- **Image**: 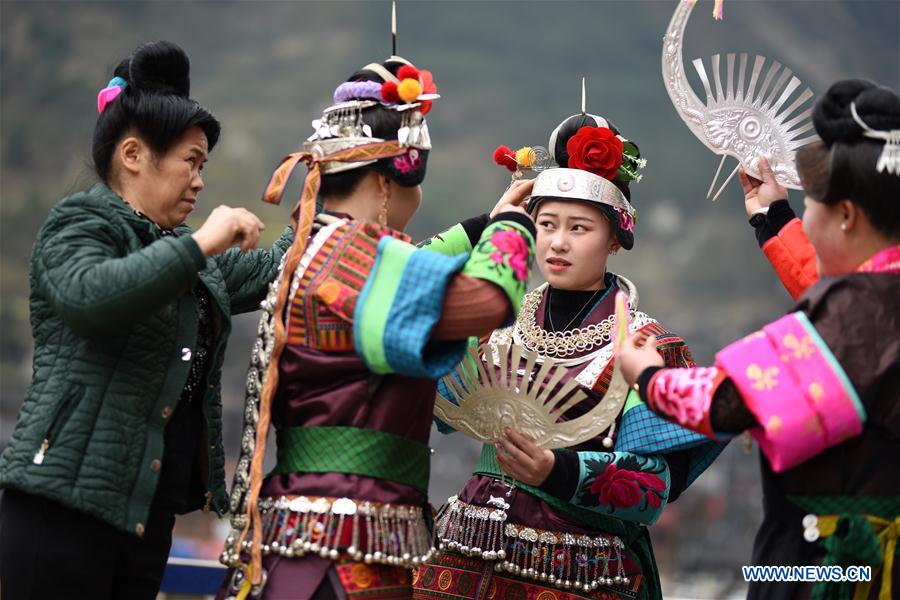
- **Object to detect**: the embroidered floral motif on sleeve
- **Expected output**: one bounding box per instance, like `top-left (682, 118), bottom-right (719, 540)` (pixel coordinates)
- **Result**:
top-left (648, 367), bottom-right (720, 433)
top-left (577, 455), bottom-right (668, 513)
top-left (483, 228), bottom-right (531, 282)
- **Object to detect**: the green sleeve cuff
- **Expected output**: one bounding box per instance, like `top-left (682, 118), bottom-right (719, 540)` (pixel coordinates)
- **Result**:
top-left (418, 222), bottom-right (474, 256)
top-left (177, 234), bottom-right (207, 272)
top-left (461, 217), bottom-right (536, 313)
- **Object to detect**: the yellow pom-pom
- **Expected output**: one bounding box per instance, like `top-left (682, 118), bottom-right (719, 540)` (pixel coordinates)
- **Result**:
top-left (397, 79), bottom-right (422, 103)
top-left (515, 147), bottom-right (535, 168)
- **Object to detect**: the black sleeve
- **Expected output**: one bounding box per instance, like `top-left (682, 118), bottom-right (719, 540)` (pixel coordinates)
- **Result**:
top-left (750, 199), bottom-right (794, 248)
top-left (710, 379), bottom-right (758, 433)
top-left (489, 211), bottom-right (537, 238)
top-left (537, 448), bottom-right (579, 500)
top-left (663, 450), bottom-right (692, 502)
top-left (460, 213), bottom-right (490, 247)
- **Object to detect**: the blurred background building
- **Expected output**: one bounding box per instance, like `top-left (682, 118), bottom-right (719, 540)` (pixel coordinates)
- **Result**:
top-left (1, 1), bottom-right (897, 597)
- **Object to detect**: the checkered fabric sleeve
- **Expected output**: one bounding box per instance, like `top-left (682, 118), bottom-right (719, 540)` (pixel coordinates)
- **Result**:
top-left (354, 236), bottom-right (469, 378)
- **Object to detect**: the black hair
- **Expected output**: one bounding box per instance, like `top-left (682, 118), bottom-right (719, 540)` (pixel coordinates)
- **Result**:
top-left (92, 40), bottom-right (221, 183)
top-left (319, 57), bottom-right (410, 200)
top-left (796, 79), bottom-right (900, 238)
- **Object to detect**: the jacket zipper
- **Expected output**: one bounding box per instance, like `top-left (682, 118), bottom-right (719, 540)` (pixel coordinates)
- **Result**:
top-left (33, 393), bottom-right (77, 465)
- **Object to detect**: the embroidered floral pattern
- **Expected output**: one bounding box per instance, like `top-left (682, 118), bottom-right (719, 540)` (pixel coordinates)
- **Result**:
top-left (577, 455), bottom-right (668, 513)
top-left (392, 150), bottom-right (423, 175)
top-left (649, 367), bottom-right (719, 428)
top-left (614, 207), bottom-right (635, 234)
top-left (487, 229), bottom-right (530, 281)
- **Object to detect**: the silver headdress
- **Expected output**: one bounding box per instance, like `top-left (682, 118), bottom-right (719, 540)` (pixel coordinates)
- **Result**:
top-left (662, 0), bottom-right (817, 200)
top-left (531, 168), bottom-right (636, 223)
top-left (850, 101), bottom-right (900, 176)
top-left (305, 56), bottom-right (439, 175)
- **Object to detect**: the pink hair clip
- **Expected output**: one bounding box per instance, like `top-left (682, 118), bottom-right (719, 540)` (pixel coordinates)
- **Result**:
top-left (97, 76), bottom-right (128, 113)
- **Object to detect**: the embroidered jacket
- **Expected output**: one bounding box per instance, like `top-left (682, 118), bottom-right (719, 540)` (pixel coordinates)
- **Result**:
top-left (637, 245), bottom-right (900, 600)
top-left (431, 275), bottom-right (725, 599)
top-left (219, 212), bottom-right (536, 597)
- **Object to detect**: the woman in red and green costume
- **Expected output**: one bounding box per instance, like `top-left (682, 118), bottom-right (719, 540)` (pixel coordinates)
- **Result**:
top-left (217, 56), bottom-right (539, 600)
top-left (619, 80), bottom-right (900, 600)
top-left (413, 113), bottom-right (725, 600)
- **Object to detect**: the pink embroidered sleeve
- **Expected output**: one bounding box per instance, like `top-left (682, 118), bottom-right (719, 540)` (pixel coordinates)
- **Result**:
top-left (646, 367), bottom-right (725, 438)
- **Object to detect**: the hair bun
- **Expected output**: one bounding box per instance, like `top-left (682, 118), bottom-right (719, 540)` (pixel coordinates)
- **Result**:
top-left (813, 79), bottom-right (900, 146)
top-left (128, 40), bottom-right (191, 97)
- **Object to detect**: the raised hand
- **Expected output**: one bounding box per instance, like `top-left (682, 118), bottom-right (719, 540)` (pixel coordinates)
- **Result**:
top-left (490, 179), bottom-right (536, 219)
top-left (192, 205), bottom-right (266, 256)
top-left (618, 331), bottom-right (664, 387)
top-left (739, 156), bottom-right (788, 218)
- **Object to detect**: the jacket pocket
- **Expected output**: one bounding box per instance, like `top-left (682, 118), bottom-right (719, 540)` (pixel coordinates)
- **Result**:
top-left (32, 386), bottom-right (84, 465)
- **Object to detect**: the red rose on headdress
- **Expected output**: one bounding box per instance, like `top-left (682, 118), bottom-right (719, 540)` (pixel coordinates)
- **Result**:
top-left (566, 126), bottom-right (624, 180)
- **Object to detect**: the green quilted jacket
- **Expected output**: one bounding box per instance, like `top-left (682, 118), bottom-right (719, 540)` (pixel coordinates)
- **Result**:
top-left (0, 183), bottom-right (293, 537)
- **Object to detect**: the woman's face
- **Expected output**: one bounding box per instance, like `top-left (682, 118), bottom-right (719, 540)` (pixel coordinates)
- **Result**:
top-left (535, 200), bottom-right (618, 290)
top-left (386, 182), bottom-right (422, 231)
top-left (131, 126), bottom-right (208, 229)
top-left (802, 195), bottom-right (853, 276)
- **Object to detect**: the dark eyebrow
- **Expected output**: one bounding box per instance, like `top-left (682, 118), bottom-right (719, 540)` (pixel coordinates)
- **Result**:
top-left (188, 146), bottom-right (208, 159)
top-left (568, 215), bottom-right (596, 223)
top-left (536, 211), bottom-right (558, 218)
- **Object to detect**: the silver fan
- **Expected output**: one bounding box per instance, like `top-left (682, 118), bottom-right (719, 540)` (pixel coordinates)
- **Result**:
top-left (662, 0), bottom-right (817, 200)
top-left (434, 343), bottom-right (629, 449)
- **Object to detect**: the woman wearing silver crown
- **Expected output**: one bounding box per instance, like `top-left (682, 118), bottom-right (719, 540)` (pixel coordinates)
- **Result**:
top-left (414, 113), bottom-right (726, 600)
top-left (216, 56), bottom-right (541, 600)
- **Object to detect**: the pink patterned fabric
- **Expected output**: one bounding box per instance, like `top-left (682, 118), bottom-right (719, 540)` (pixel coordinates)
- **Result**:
top-left (649, 367), bottom-right (719, 435)
top-left (716, 312), bottom-right (864, 473)
top-left (857, 244), bottom-right (900, 274)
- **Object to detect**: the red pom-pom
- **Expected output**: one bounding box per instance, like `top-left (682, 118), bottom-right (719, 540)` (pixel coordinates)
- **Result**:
top-left (419, 100), bottom-right (433, 116)
top-left (397, 65), bottom-right (420, 81)
top-left (493, 145), bottom-right (517, 172)
top-left (381, 81), bottom-right (399, 103)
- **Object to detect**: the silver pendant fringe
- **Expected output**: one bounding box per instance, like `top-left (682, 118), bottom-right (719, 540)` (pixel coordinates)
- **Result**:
top-left (221, 495), bottom-right (436, 570)
top-left (435, 496), bottom-right (630, 593)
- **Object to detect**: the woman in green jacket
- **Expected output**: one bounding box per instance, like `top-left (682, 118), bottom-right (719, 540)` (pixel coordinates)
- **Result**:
top-left (0, 41), bottom-right (292, 600)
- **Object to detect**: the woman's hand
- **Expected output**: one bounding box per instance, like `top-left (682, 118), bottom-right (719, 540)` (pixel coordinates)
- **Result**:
top-left (618, 331), bottom-right (664, 387)
top-left (739, 156), bottom-right (788, 218)
top-left (192, 205), bottom-right (266, 256)
top-left (490, 179), bottom-right (535, 218)
top-left (495, 428), bottom-right (555, 486)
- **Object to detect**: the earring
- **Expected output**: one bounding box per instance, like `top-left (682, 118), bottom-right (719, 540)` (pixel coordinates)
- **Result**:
top-left (840, 223), bottom-right (847, 231)
top-left (378, 196), bottom-right (388, 227)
